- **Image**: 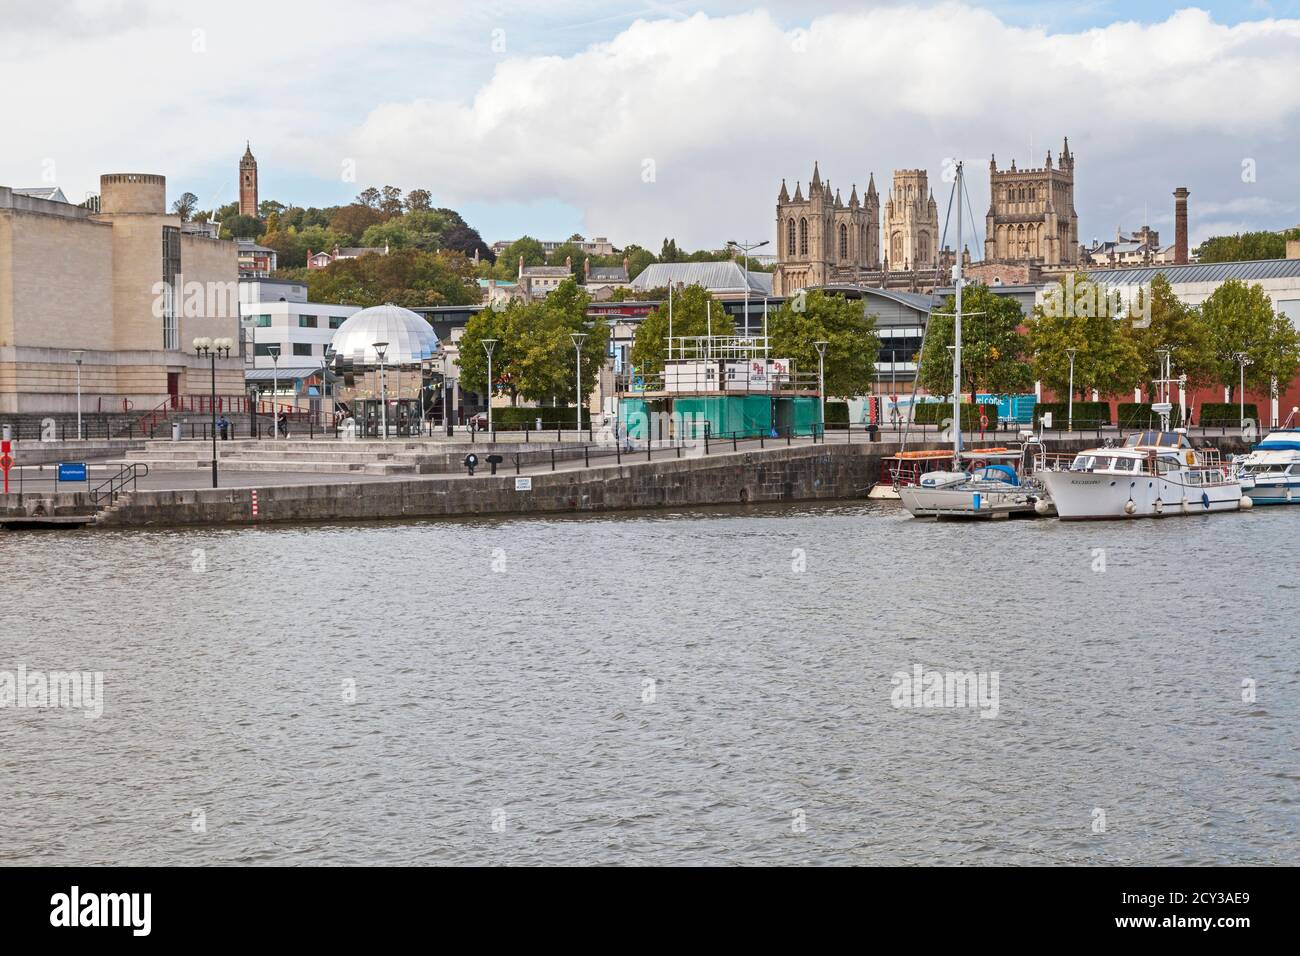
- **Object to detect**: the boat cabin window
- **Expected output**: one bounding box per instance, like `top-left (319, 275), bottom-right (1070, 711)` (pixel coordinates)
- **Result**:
top-left (1153, 455), bottom-right (1180, 474)
top-left (1290, 464), bottom-right (1300, 476)
top-left (1110, 457), bottom-right (1138, 473)
top-left (1124, 430), bottom-right (1192, 449)
top-left (1070, 455), bottom-right (1093, 471)
top-left (1090, 455), bottom-right (1113, 471)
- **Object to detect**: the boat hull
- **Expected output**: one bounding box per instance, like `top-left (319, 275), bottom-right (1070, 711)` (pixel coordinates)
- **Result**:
top-left (1240, 480), bottom-right (1300, 505)
top-left (898, 484), bottom-right (1042, 519)
top-left (1038, 470), bottom-right (1243, 520)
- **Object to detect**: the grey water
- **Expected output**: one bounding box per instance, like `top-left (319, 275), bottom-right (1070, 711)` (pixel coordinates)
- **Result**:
top-left (1, 502), bottom-right (1296, 866)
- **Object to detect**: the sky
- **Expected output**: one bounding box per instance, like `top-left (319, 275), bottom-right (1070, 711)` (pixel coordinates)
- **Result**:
top-left (3, 1), bottom-right (1299, 253)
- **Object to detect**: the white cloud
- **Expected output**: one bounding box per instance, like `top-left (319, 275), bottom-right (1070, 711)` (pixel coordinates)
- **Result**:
top-left (339, 4), bottom-right (1300, 248)
top-left (2, 2), bottom-right (1298, 249)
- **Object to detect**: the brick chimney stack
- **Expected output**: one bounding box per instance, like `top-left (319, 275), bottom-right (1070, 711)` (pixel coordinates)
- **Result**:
top-left (1173, 187), bottom-right (1190, 265)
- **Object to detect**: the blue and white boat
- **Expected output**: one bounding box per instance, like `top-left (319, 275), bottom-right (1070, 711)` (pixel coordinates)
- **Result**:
top-left (1235, 428), bottom-right (1300, 505)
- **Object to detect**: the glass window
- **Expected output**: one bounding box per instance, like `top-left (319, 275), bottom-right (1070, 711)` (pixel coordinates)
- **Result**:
top-left (329, 316), bottom-right (346, 329)
top-left (293, 343), bottom-right (313, 356)
top-left (255, 314), bottom-right (272, 328)
top-left (1070, 455), bottom-right (1093, 470)
top-left (254, 343), bottom-right (273, 356)
top-left (299, 315), bottom-right (318, 328)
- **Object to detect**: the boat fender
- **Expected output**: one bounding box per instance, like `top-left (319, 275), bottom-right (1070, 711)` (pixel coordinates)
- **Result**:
top-left (1202, 492), bottom-right (1210, 510)
top-left (1240, 495), bottom-right (1254, 510)
top-left (1153, 498), bottom-right (1163, 515)
top-left (1034, 499), bottom-right (1052, 515)
top-left (1124, 499), bottom-right (1137, 515)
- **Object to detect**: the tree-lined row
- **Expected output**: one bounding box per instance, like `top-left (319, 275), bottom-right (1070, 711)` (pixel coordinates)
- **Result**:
top-left (917, 274), bottom-right (1300, 401)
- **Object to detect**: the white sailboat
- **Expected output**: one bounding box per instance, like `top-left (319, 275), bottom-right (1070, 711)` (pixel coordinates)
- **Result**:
top-left (898, 160), bottom-right (1048, 520)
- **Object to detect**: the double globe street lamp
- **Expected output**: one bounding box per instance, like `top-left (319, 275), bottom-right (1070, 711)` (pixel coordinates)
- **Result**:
top-left (193, 336), bottom-right (234, 488)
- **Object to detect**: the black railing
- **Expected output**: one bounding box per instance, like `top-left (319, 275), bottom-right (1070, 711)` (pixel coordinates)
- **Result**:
top-left (90, 463), bottom-right (149, 506)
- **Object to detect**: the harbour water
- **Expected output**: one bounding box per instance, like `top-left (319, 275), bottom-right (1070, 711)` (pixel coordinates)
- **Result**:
top-left (2, 502), bottom-right (1296, 865)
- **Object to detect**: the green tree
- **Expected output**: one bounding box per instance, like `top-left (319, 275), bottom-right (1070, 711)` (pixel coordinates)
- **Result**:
top-left (492, 236), bottom-right (546, 278)
top-left (170, 191), bottom-right (198, 221)
top-left (1026, 274), bottom-right (1144, 398)
top-left (630, 284), bottom-right (733, 380)
top-left (622, 244), bottom-right (655, 280)
top-left (769, 290), bottom-right (880, 397)
top-left (916, 284), bottom-right (1032, 400)
top-left (307, 248), bottom-right (478, 308)
top-left (1196, 228), bottom-right (1300, 263)
top-left (1201, 279), bottom-right (1300, 398)
top-left (405, 189), bottom-right (432, 211)
top-left (220, 213), bottom-right (264, 239)
top-left (545, 242), bottom-right (586, 278)
top-left (258, 199), bottom-right (286, 220)
top-left (1126, 273), bottom-right (1216, 392)
top-left (514, 280), bottom-right (609, 405)
top-left (457, 303), bottom-right (529, 404)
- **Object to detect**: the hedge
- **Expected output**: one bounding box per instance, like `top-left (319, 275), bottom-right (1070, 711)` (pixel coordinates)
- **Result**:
top-left (1032, 401), bottom-right (1111, 426)
top-left (488, 406), bottom-right (591, 430)
top-left (825, 401), bottom-right (849, 429)
top-left (1198, 402), bottom-right (1258, 427)
top-left (1117, 402), bottom-right (1184, 428)
top-left (913, 402), bottom-right (999, 429)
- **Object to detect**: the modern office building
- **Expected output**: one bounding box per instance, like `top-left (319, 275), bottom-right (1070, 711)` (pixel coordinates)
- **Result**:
top-left (239, 278), bottom-right (361, 372)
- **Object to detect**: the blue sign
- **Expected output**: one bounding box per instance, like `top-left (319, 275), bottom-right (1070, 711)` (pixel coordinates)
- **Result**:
top-left (57, 462), bottom-right (87, 482)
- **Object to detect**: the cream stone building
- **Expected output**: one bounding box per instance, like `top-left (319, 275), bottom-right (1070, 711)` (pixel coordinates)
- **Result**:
top-left (772, 162), bottom-right (879, 295)
top-left (984, 138), bottom-right (1079, 267)
top-left (0, 174), bottom-right (242, 415)
top-left (884, 170), bottom-right (939, 273)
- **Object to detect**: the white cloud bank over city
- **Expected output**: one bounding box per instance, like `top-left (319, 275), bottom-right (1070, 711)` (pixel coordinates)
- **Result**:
top-left (4, 2), bottom-right (1299, 249)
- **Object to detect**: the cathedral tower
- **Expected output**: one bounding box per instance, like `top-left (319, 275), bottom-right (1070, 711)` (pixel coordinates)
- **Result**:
top-left (883, 170), bottom-right (939, 273)
top-left (984, 137), bottom-right (1079, 266)
top-left (773, 162), bottom-right (880, 295)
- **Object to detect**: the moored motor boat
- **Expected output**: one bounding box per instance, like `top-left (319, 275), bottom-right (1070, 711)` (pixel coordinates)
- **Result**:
top-left (1233, 427), bottom-right (1300, 505)
top-left (1037, 427), bottom-right (1248, 520)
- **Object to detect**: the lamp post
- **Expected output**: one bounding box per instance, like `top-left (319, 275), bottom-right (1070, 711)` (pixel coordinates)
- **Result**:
top-left (570, 332), bottom-right (588, 438)
top-left (71, 350), bottom-right (84, 440)
top-left (373, 341), bottom-right (389, 440)
top-left (481, 338), bottom-right (498, 434)
top-left (1232, 351), bottom-right (1253, 429)
top-left (193, 336), bottom-right (233, 488)
top-left (728, 239), bottom-right (769, 338)
top-left (1065, 347), bottom-right (1078, 432)
top-left (267, 343), bottom-right (281, 437)
top-left (320, 344), bottom-right (335, 432)
top-left (814, 340), bottom-right (829, 437)
top-left (445, 375), bottom-right (456, 437)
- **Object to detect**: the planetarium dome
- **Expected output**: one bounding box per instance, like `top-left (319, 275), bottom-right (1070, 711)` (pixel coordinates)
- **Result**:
top-left (329, 303), bottom-right (440, 366)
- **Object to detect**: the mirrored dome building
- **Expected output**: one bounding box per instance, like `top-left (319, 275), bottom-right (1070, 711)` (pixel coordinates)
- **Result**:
top-left (328, 304), bottom-right (444, 436)
top-left (329, 303), bottom-right (440, 366)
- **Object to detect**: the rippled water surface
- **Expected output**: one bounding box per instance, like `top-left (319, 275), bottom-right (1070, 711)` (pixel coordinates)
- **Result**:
top-left (2, 502), bottom-right (1296, 865)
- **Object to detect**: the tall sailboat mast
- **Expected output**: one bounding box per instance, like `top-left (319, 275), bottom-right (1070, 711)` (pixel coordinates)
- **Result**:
top-left (952, 161), bottom-right (964, 468)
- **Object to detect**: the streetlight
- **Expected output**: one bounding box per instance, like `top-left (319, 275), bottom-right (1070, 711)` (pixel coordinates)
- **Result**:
top-left (571, 332), bottom-right (588, 438)
top-left (814, 340), bottom-right (829, 437)
top-left (445, 374), bottom-right (457, 437)
top-left (1232, 351), bottom-right (1253, 430)
top-left (320, 344), bottom-right (335, 432)
top-left (1065, 347), bottom-right (1079, 432)
top-left (193, 336), bottom-right (233, 488)
top-left (373, 341), bottom-right (389, 440)
top-left (481, 338), bottom-right (498, 434)
top-left (267, 343), bottom-right (281, 437)
top-left (70, 350), bottom-right (84, 440)
top-left (728, 239), bottom-right (769, 338)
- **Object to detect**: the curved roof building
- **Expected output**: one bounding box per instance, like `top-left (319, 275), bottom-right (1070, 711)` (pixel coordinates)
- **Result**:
top-left (329, 303), bottom-right (440, 365)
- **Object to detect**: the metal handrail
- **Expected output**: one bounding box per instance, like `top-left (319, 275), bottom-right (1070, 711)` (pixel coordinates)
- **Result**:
top-left (90, 462), bottom-right (149, 506)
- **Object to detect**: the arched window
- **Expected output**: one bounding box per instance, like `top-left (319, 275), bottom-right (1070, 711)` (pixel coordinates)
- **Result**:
top-left (787, 218), bottom-right (796, 258)
top-left (799, 218), bottom-right (808, 255)
top-left (839, 223), bottom-right (848, 260)
top-left (918, 232), bottom-right (930, 264)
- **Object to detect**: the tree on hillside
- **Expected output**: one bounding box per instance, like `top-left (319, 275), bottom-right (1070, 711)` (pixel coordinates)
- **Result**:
top-left (629, 284), bottom-right (733, 380)
top-left (329, 203), bottom-right (386, 242)
top-left (258, 199), bottom-right (286, 220)
top-left (405, 189), bottom-right (432, 211)
top-left (306, 248), bottom-right (478, 309)
top-left (769, 290), bottom-right (881, 398)
top-left (379, 186), bottom-right (404, 218)
top-left (492, 236), bottom-right (546, 278)
top-left (220, 214), bottom-right (264, 239)
top-left (441, 223), bottom-right (494, 263)
top-left (356, 187), bottom-right (381, 208)
top-left (171, 192), bottom-right (198, 222)
top-left (1200, 279), bottom-right (1300, 398)
top-left (1196, 228), bottom-right (1300, 263)
top-left (917, 283), bottom-right (1033, 400)
top-left (1026, 274), bottom-right (1143, 399)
